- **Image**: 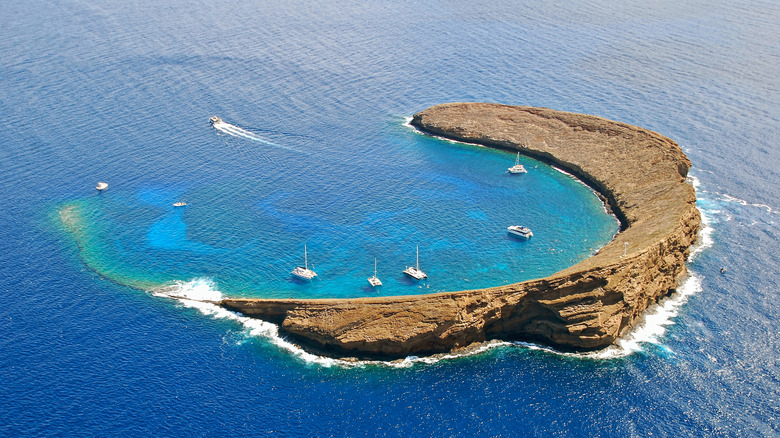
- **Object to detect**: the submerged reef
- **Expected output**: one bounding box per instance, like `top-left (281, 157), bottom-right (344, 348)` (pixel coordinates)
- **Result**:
top-left (222, 103), bottom-right (700, 359)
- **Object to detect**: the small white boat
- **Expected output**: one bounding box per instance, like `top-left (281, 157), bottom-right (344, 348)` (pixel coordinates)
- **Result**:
top-left (291, 245), bottom-right (317, 280)
top-left (507, 152), bottom-right (527, 174)
top-left (173, 202), bottom-right (187, 207)
top-left (403, 245), bottom-right (427, 280)
top-left (209, 116), bottom-right (222, 125)
top-left (367, 258), bottom-right (382, 287)
top-left (507, 225), bottom-right (533, 239)
top-left (96, 182), bottom-right (109, 191)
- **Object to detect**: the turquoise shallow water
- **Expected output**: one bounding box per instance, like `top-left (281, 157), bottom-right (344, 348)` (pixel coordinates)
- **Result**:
top-left (2, 0), bottom-right (778, 435)
top-left (58, 119), bottom-right (617, 299)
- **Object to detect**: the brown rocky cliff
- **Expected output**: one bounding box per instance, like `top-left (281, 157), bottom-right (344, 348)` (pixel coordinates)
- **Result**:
top-left (221, 103), bottom-right (700, 359)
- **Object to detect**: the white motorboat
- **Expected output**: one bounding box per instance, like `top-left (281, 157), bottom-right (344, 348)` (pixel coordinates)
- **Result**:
top-left (507, 152), bottom-right (527, 174)
top-left (403, 245), bottom-right (427, 280)
top-left (96, 182), bottom-right (109, 191)
top-left (507, 225), bottom-right (533, 239)
top-left (367, 258), bottom-right (382, 287)
top-left (209, 116), bottom-right (222, 125)
top-left (172, 202), bottom-right (187, 207)
top-left (291, 245), bottom-right (317, 280)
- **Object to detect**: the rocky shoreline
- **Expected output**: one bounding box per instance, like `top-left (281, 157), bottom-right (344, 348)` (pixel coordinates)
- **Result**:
top-left (221, 102), bottom-right (700, 360)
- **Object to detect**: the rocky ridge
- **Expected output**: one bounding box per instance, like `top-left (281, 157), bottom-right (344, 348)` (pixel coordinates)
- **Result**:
top-left (221, 103), bottom-right (700, 359)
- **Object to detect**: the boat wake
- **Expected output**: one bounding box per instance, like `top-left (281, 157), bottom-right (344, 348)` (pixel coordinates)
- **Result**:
top-left (211, 119), bottom-right (302, 153)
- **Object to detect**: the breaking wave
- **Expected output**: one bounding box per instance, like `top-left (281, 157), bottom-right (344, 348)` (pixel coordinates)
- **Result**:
top-left (150, 278), bottom-right (515, 368)
top-left (499, 176), bottom-right (715, 360)
top-left (720, 193), bottom-right (777, 215)
top-left (145, 165), bottom-right (716, 368)
top-left (152, 270), bottom-right (700, 368)
top-left (688, 176), bottom-right (715, 261)
top-left (151, 278), bottom-right (344, 367)
top-left (530, 272), bottom-right (703, 360)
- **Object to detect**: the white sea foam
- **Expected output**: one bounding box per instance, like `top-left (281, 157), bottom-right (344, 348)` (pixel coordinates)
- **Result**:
top-left (509, 273), bottom-right (703, 360)
top-left (586, 273), bottom-right (702, 359)
top-left (376, 267), bottom-right (699, 362)
top-left (720, 193), bottom-right (777, 215)
top-left (689, 193), bottom-right (715, 262)
top-left (689, 174), bottom-right (777, 219)
top-left (549, 175), bottom-right (713, 359)
top-left (404, 116), bottom-right (484, 147)
top-left (152, 269), bottom-right (705, 367)
top-left (510, 176), bottom-right (712, 359)
top-left (376, 341), bottom-right (513, 368)
top-left (151, 278), bottom-right (345, 367)
top-left (150, 278), bottom-right (520, 368)
top-left (146, 165), bottom-right (712, 368)
top-left (546, 175), bottom-right (710, 359)
top-left (212, 120), bottom-right (301, 153)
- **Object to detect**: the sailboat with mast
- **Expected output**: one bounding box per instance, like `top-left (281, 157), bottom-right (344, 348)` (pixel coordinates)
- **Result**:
top-left (507, 152), bottom-right (527, 174)
top-left (291, 245), bottom-right (317, 280)
top-left (367, 258), bottom-right (382, 287)
top-left (403, 245), bottom-right (427, 280)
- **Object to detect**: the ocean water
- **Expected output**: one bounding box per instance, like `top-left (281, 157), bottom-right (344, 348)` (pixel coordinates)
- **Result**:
top-left (53, 118), bottom-right (618, 299)
top-left (1, 0), bottom-right (778, 436)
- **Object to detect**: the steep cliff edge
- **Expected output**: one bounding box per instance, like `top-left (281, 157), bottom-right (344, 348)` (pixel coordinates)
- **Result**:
top-left (221, 103), bottom-right (700, 359)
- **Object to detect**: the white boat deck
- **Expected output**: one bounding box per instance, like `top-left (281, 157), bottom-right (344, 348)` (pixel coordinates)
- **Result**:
top-left (507, 225), bottom-right (533, 239)
top-left (292, 266), bottom-right (317, 280)
top-left (292, 245), bottom-right (317, 280)
top-left (403, 266), bottom-right (427, 280)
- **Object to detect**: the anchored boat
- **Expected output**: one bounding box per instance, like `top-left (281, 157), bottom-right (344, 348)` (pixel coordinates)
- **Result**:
top-left (403, 245), bottom-right (427, 280)
top-left (96, 182), bottom-right (109, 191)
top-left (507, 225), bottom-right (533, 239)
top-left (507, 152), bottom-right (527, 174)
top-left (367, 258), bottom-right (382, 287)
top-left (291, 245), bottom-right (317, 280)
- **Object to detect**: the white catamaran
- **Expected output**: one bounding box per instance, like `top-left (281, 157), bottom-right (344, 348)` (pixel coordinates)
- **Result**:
top-left (507, 152), bottom-right (527, 174)
top-left (507, 225), bottom-right (533, 239)
top-left (367, 258), bottom-right (382, 287)
top-left (403, 245), bottom-right (427, 280)
top-left (291, 245), bottom-right (317, 280)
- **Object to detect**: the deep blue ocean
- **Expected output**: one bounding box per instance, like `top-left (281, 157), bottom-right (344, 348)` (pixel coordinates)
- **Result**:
top-left (1, 0), bottom-right (778, 436)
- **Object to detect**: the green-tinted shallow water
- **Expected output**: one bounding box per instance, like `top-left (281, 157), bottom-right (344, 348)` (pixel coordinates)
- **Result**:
top-left (57, 123), bottom-right (618, 299)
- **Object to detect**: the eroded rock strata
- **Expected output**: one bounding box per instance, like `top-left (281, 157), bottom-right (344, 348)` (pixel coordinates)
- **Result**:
top-left (221, 103), bottom-right (700, 359)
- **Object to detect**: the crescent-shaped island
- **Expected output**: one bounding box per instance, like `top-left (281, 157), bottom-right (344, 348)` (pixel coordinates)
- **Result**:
top-left (221, 102), bottom-right (701, 359)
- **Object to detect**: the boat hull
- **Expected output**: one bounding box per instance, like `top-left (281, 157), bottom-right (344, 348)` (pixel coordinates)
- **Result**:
top-left (507, 165), bottom-right (527, 174)
top-left (507, 226), bottom-right (533, 239)
top-left (292, 267), bottom-right (317, 280)
top-left (403, 267), bottom-right (427, 280)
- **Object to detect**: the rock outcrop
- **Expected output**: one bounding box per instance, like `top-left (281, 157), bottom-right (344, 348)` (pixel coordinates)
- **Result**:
top-left (221, 103), bottom-right (700, 359)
